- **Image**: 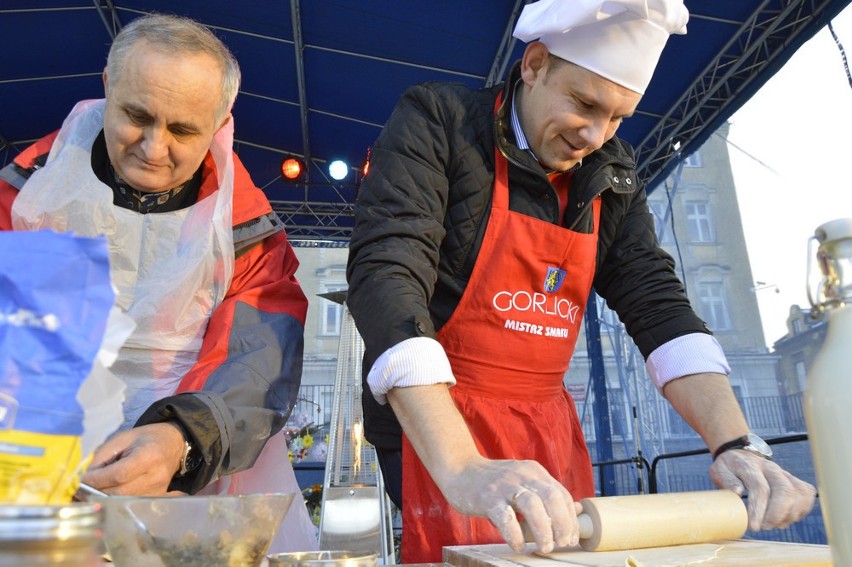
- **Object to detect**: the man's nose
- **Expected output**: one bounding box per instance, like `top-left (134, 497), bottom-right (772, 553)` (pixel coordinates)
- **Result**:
top-left (140, 128), bottom-right (169, 160)
top-left (578, 118), bottom-right (608, 152)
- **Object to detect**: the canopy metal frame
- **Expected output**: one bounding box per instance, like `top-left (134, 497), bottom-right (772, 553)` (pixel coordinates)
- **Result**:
top-left (0, 1), bottom-right (848, 240)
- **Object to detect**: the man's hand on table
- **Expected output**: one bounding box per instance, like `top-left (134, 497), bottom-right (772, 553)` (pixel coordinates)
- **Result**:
top-left (82, 422), bottom-right (188, 496)
top-left (439, 457), bottom-right (584, 554)
top-left (710, 449), bottom-right (816, 531)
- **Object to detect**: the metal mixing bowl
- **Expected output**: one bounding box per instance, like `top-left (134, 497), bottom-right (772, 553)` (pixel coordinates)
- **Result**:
top-left (94, 493), bottom-right (295, 567)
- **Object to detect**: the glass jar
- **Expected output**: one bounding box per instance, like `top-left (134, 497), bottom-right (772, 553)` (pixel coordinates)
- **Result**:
top-left (267, 550), bottom-right (378, 567)
top-left (803, 217), bottom-right (852, 566)
top-left (0, 503), bottom-right (103, 567)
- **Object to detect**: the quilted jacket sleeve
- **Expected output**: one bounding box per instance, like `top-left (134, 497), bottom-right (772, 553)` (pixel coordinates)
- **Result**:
top-left (347, 84), bottom-right (454, 363)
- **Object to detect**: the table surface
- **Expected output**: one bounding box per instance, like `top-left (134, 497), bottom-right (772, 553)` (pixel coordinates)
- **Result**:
top-left (94, 540), bottom-right (833, 566)
top-left (443, 539), bottom-right (833, 567)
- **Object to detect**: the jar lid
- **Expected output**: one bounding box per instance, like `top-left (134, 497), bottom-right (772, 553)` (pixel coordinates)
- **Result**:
top-left (0, 503), bottom-right (102, 541)
top-left (815, 218), bottom-right (852, 244)
top-left (267, 550), bottom-right (379, 567)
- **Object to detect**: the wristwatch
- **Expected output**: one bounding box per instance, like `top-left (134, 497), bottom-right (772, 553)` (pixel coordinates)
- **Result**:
top-left (712, 433), bottom-right (773, 461)
top-left (173, 422), bottom-right (203, 478)
top-left (177, 438), bottom-right (202, 477)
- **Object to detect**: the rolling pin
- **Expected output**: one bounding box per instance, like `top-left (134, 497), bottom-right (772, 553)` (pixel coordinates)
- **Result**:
top-left (524, 489), bottom-right (748, 552)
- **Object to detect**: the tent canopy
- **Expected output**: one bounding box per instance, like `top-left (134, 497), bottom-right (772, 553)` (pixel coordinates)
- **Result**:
top-left (2, 0), bottom-right (849, 238)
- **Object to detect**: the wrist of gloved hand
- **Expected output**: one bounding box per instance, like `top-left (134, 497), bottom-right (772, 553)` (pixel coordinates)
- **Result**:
top-left (709, 449), bottom-right (816, 531)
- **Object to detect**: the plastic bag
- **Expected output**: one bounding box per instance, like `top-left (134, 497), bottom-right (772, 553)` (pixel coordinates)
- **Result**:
top-left (0, 230), bottom-right (121, 503)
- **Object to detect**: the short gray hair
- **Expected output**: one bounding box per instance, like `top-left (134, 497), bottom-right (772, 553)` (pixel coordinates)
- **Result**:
top-left (105, 13), bottom-right (241, 119)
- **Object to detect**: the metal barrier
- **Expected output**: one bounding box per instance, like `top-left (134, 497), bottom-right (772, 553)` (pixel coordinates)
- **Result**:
top-left (591, 434), bottom-right (825, 545)
top-left (648, 433), bottom-right (808, 493)
top-left (591, 456), bottom-right (651, 496)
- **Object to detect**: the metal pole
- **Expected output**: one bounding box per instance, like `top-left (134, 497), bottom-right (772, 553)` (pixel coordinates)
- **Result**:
top-left (585, 291), bottom-right (615, 495)
top-left (290, 0), bottom-right (311, 193)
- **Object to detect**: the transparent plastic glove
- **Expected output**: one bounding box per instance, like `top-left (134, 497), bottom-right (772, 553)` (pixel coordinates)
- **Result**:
top-left (710, 449), bottom-right (816, 531)
top-left (439, 457), bottom-right (583, 554)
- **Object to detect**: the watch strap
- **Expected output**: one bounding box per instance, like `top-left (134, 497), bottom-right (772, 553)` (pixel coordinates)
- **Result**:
top-left (713, 435), bottom-right (750, 460)
top-left (713, 434), bottom-right (771, 461)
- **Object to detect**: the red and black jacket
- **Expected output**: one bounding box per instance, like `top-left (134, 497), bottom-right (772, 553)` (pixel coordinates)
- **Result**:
top-left (1, 130), bottom-right (308, 493)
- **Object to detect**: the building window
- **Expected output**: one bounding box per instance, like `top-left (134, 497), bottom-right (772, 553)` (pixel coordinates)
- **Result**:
top-left (650, 202), bottom-right (675, 244)
top-left (322, 391), bottom-right (334, 426)
top-left (666, 400), bottom-right (695, 436)
top-left (685, 202), bottom-right (715, 243)
top-left (795, 360), bottom-right (807, 393)
top-left (696, 282), bottom-right (732, 331)
top-left (320, 283), bottom-right (346, 336)
top-left (682, 151), bottom-right (702, 167)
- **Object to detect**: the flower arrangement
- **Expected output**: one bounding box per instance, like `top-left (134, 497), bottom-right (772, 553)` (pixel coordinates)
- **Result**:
top-left (284, 413), bottom-right (329, 464)
top-left (302, 483), bottom-right (323, 526)
top-left (284, 411), bottom-right (329, 529)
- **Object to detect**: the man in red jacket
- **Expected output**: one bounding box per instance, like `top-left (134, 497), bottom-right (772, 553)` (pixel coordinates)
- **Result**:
top-left (0, 13), bottom-right (316, 550)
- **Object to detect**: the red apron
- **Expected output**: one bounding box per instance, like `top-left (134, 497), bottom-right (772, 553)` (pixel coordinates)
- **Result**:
top-left (401, 137), bottom-right (600, 563)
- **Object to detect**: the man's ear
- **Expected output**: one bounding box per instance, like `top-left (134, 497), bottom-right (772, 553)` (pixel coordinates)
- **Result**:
top-left (102, 70), bottom-right (109, 96)
top-left (520, 41), bottom-right (549, 86)
top-left (216, 113), bottom-right (232, 133)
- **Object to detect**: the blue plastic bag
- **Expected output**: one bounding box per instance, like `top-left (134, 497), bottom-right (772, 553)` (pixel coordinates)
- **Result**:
top-left (0, 230), bottom-right (114, 502)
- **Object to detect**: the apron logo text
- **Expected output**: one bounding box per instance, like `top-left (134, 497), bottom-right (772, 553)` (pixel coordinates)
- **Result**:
top-left (492, 290), bottom-right (581, 322)
top-left (504, 319), bottom-right (570, 338)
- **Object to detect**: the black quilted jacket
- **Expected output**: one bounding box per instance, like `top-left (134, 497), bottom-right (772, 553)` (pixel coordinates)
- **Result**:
top-left (347, 63), bottom-right (709, 449)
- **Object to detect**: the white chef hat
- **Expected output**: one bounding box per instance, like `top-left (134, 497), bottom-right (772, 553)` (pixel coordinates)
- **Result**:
top-left (512, 0), bottom-right (689, 94)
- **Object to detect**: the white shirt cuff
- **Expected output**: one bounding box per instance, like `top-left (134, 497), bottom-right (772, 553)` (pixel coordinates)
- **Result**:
top-left (366, 337), bottom-right (457, 405)
top-left (646, 333), bottom-right (731, 392)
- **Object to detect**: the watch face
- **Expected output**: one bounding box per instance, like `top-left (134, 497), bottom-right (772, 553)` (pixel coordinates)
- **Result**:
top-left (746, 433), bottom-right (773, 458)
top-left (185, 450), bottom-right (203, 473)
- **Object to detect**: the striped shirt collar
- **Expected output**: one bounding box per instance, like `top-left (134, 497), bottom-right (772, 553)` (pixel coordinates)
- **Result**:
top-left (510, 80), bottom-right (534, 155)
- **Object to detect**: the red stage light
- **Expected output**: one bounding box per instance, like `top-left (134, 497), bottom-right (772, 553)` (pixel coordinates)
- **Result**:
top-left (281, 157), bottom-right (305, 182)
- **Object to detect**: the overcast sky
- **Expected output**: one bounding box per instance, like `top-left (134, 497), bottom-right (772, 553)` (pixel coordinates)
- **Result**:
top-left (726, 4), bottom-right (852, 347)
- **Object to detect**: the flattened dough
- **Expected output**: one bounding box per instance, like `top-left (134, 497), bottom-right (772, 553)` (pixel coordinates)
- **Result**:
top-left (534, 543), bottom-right (723, 566)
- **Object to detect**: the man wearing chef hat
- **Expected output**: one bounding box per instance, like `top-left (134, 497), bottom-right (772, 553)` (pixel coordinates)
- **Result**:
top-left (346, 0), bottom-right (817, 562)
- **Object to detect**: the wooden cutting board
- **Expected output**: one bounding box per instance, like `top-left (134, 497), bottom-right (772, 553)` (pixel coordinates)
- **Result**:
top-left (444, 540), bottom-right (833, 567)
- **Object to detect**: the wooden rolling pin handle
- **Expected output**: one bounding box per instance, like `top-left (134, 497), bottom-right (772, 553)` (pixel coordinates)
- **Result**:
top-left (577, 513), bottom-right (594, 540)
top-left (520, 512), bottom-right (594, 542)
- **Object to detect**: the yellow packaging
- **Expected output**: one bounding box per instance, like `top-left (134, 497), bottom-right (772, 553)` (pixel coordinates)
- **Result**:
top-left (0, 430), bottom-right (88, 504)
